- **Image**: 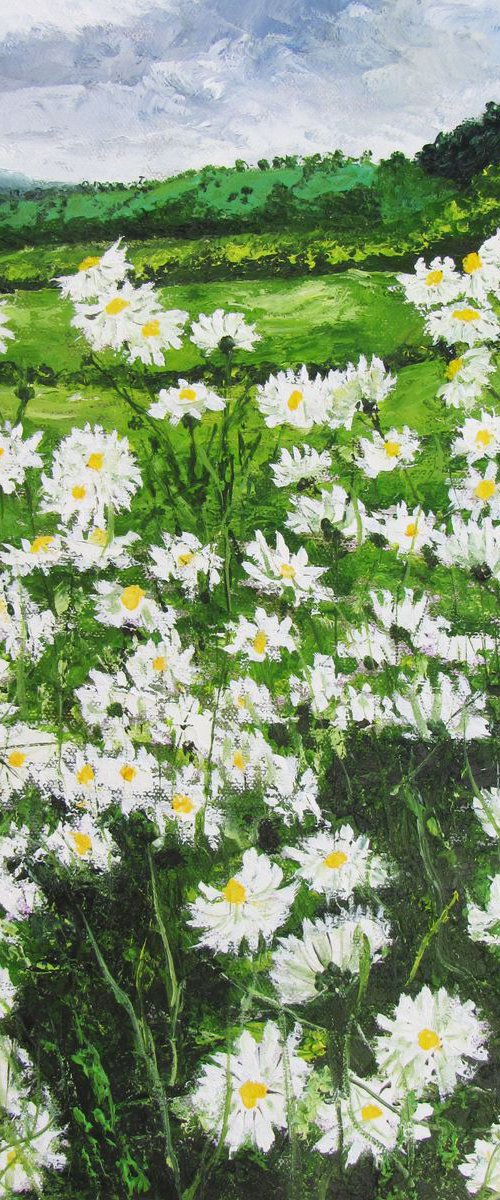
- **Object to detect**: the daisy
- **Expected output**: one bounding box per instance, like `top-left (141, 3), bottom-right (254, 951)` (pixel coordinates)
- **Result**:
top-left (126, 307), bottom-right (188, 365)
top-left (315, 1077), bottom-right (432, 1164)
top-left (467, 875), bottom-right (500, 946)
top-left (0, 423), bottom-right (43, 494)
top-left (223, 608), bottom-right (297, 662)
top-left (472, 788), bottom-right (500, 840)
top-left (0, 1101), bottom-right (66, 1193)
top-left (256, 366), bottom-right (333, 430)
top-left (337, 623), bottom-right (396, 666)
top-left (375, 985), bottom-right (488, 1097)
top-left (331, 355), bottom-right (396, 418)
top-left (433, 514), bottom-right (500, 578)
top-left (478, 226), bottom-right (500, 268)
top-left (0, 576), bottom-right (55, 663)
top-left (284, 825), bottom-right (389, 899)
top-left (459, 1122), bottom-right (500, 1195)
top-left (270, 445), bottom-right (332, 488)
top-left (41, 424), bottom-right (142, 530)
top-left (425, 303), bottom-right (500, 348)
top-left (437, 347), bottom-right (495, 411)
top-left (189, 1022), bottom-right (309, 1154)
top-left (220, 678), bottom-right (280, 726)
top-left (42, 814), bottom-right (117, 871)
top-left (153, 764), bottom-right (222, 847)
top-left (63, 527), bottom-right (139, 571)
top-left (93, 581), bottom-right (169, 631)
top-left (391, 673), bottom-right (489, 741)
top-left (98, 745), bottom-right (158, 815)
top-left (150, 532), bottom-right (223, 598)
top-left (449, 464), bottom-right (500, 518)
top-left (242, 530), bottom-right (332, 606)
top-left (55, 239), bottom-right (132, 301)
top-left (264, 763), bottom-right (322, 824)
top-left (460, 248), bottom-right (500, 304)
top-left (73, 282), bottom-right (187, 363)
top-left (124, 632), bottom-right (195, 695)
top-left (212, 728), bottom-right (275, 791)
top-left (270, 909), bottom-right (390, 1004)
top-left (0, 724), bottom-right (58, 801)
top-left (160, 694), bottom-right (213, 757)
top-left (149, 378), bottom-right (225, 425)
top-left (397, 255), bottom-right (462, 308)
top-left (0, 534), bottom-right (64, 576)
top-left (187, 848), bottom-right (297, 953)
top-left (58, 743), bottom-right (109, 815)
top-left (370, 502), bottom-right (436, 556)
top-left (190, 309), bottom-right (260, 355)
top-left (289, 654), bottom-right (342, 714)
top-left (0, 302), bottom-right (15, 354)
top-left (286, 486), bottom-right (369, 541)
top-left (355, 426), bottom-right (420, 478)
top-left (451, 411), bottom-right (500, 463)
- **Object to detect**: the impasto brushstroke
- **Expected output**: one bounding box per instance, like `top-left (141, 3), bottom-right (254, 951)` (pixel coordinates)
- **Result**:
top-left (0, 3), bottom-right (500, 1200)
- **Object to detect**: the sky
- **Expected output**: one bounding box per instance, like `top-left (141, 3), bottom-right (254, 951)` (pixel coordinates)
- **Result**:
top-left (0, 0), bottom-right (499, 183)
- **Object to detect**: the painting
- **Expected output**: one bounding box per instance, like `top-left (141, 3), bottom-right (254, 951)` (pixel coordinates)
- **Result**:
top-left (0, 3), bottom-right (500, 1198)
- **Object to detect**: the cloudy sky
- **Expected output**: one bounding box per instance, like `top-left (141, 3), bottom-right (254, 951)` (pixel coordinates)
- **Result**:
top-left (0, 0), bottom-right (499, 183)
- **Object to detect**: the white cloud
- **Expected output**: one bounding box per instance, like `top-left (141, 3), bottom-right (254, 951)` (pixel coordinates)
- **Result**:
top-left (0, 0), bottom-right (169, 40)
top-left (0, 0), bottom-right (499, 181)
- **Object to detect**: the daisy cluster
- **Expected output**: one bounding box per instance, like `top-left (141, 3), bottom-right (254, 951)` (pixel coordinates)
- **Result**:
top-left (0, 235), bottom-right (499, 1193)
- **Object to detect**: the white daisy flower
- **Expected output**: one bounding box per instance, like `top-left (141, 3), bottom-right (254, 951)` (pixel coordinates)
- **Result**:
top-left (391, 672), bottom-right (489, 741)
top-left (58, 743), bottom-right (110, 814)
top-left (459, 248), bottom-right (500, 304)
top-left (437, 347), bottom-right (495, 411)
top-left (220, 678), bottom-right (280, 726)
top-left (397, 255), bottom-right (462, 308)
top-left (449, 463), bottom-right (500, 518)
top-left (286, 486), bottom-right (369, 541)
top-left (289, 654), bottom-right (342, 714)
top-left (42, 814), bottom-right (117, 871)
top-left (160, 694), bottom-right (213, 756)
top-left (256, 366), bottom-right (333, 430)
top-left (40, 424), bottom-right (142, 530)
top-left (270, 909), bottom-right (390, 1004)
top-left (284, 824), bottom-right (389, 899)
top-left (467, 875), bottom-right (500, 945)
top-left (55, 239), bottom-right (132, 302)
top-left (337, 623), bottom-right (397, 666)
top-left (98, 745), bottom-right (158, 815)
top-left (190, 309), bottom-right (260, 355)
top-left (93, 581), bottom-right (170, 631)
top-left (0, 724), bottom-right (58, 801)
top-left (459, 1122), bottom-right (500, 1195)
top-left (188, 848), bottom-right (297, 953)
top-left (63, 527), bottom-right (139, 571)
top-left (125, 307), bottom-right (188, 366)
top-left (153, 764), bottom-right (222, 847)
top-left (242, 530), bottom-right (332, 606)
top-left (425, 303), bottom-right (500, 348)
top-left (370, 502), bottom-right (436, 556)
top-left (0, 1100), bottom-right (66, 1192)
top-left (0, 534), bottom-right (64, 576)
top-left (72, 282), bottom-right (186, 362)
top-left (124, 632), bottom-right (195, 695)
top-left (336, 684), bottom-right (396, 731)
top-left (0, 424), bottom-right (42, 494)
top-left (433, 514), bottom-right (500, 578)
top-left (331, 355), bottom-right (396, 419)
top-left (270, 445), bottom-right (332, 488)
top-left (223, 607), bottom-right (297, 662)
top-left (355, 426), bottom-right (420, 478)
top-left (0, 576), bottom-right (55, 663)
top-left (451, 411), bottom-right (500, 463)
top-left (189, 1021), bottom-right (310, 1154)
top-left (375, 985), bottom-right (488, 1097)
top-left (150, 532), bottom-right (223, 597)
top-left (478, 227), bottom-right (500, 268)
top-left (212, 728), bottom-right (275, 791)
top-left (472, 788), bottom-right (500, 840)
top-left (315, 1077), bottom-right (432, 1164)
top-left (149, 378), bottom-right (225, 425)
top-left (0, 302), bottom-right (15, 354)
top-left (264, 763), bottom-right (321, 824)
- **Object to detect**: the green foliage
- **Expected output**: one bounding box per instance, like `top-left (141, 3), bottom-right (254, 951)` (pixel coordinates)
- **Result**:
top-left (417, 101), bottom-right (500, 185)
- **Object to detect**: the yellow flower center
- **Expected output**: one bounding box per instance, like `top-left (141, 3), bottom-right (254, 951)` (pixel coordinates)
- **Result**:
top-left (72, 484), bottom-right (86, 500)
top-left (384, 440), bottom-right (401, 458)
top-left (141, 319), bottom-right (160, 338)
top-left (71, 831), bottom-right (93, 856)
top-left (418, 1028), bottom-right (442, 1052)
top-left (361, 1103), bottom-right (383, 1121)
top-left (8, 751), bottom-right (26, 768)
top-left (120, 764), bottom-right (137, 783)
top-left (88, 527), bottom-right (109, 546)
top-left (6, 1149), bottom-right (18, 1166)
top-left (179, 386), bottom-right (197, 401)
top-left (177, 551), bottom-right (195, 567)
top-left (287, 389), bottom-right (303, 411)
top-left (30, 535), bottom-right (54, 554)
top-left (446, 357), bottom-right (463, 381)
top-left (236, 695), bottom-right (247, 708)
top-left (0, 448), bottom-right (4, 458)
top-left (105, 297), bottom-right (130, 316)
top-left (425, 269), bottom-right (443, 286)
top-left (152, 655), bottom-right (167, 672)
top-left (280, 563), bottom-right (296, 580)
top-left (476, 428), bottom-right (493, 447)
top-left (86, 452), bottom-right (104, 471)
top-left (77, 764), bottom-right (94, 785)
top-left (222, 878), bottom-right (247, 905)
top-left (463, 252), bottom-right (482, 274)
top-left (405, 522), bottom-right (418, 538)
top-left (239, 1080), bottom-right (268, 1109)
top-left (232, 751), bottom-right (247, 771)
top-left (252, 631), bottom-right (268, 655)
top-left (78, 256), bottom-right (100, 271)
top-left (474, 479), bottom-right (496, 501)
top-left (452, 308), bottom-right (479, 323)
top-left (120, 585), bottom-right (145, 611)
top-left (323, 850), bottom-right (348, 870)
top-left (172, 793), bottom-right (194, 814)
